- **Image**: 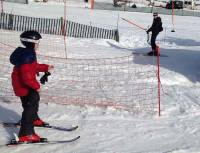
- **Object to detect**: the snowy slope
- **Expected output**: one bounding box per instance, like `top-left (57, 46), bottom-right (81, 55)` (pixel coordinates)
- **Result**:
top-left (0, 1), bottom-right (200, 153)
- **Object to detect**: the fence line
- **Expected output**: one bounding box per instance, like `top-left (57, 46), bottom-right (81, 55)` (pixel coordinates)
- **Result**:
top-left (0, 12), bottom-right (119, 42)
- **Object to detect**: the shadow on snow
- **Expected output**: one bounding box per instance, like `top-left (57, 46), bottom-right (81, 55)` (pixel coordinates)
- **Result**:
top-left (0, 104), bottom-right (20, 141)
top-left (107, 41), bottom-right (200, 83)
top-left (165, 37), bottom-right (200, 47)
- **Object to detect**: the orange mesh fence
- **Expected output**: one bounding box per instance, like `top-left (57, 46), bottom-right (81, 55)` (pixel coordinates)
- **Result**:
top-left (0, 30), bottom-right (160, 114)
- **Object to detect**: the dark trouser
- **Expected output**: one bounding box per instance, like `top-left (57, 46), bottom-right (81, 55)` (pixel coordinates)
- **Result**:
top-left (151, 32), bottom-right (159, 51)
top-left (19, 89), bottom-right (40, 136)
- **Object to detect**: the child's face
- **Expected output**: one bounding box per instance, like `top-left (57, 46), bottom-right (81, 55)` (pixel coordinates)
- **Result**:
top-left (34, 42), bottom-right (40, 50)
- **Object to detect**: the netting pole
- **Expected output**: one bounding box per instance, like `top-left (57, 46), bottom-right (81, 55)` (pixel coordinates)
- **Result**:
top-left (171, 0), bottom-right (175, 32)
top-left (191, 0), bottom-right (195, 10)
top-left (91, 0), bottom-right (94, 10)
top-left (150, 0), bottom-right (154, 13)
top-left (63, 0), bottom-right (67, 59)
top-left (117, 12), bottom-right (119, 30)
top-left (156, 45), bottom-right (161, 116)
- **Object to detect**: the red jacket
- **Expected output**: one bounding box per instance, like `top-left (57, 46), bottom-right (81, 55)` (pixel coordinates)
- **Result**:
top-left (10, 47), bottom-right (49, 97)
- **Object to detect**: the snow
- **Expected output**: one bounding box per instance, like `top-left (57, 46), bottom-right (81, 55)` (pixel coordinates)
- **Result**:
top-left (0, 1), bottom-right (200, 153)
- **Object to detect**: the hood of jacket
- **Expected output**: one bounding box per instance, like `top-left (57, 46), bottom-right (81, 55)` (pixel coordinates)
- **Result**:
top-left (10, 47), bottom-right (36, 67)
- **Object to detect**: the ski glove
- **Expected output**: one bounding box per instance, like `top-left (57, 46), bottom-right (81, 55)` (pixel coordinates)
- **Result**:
top-left (40, 72), bottom-right (51, 85)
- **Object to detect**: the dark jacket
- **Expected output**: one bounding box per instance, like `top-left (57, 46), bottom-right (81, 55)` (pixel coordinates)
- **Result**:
top-left (147, 17), bottom-right (163, 34)
top-left (10, 47), bottom-right (49, 97)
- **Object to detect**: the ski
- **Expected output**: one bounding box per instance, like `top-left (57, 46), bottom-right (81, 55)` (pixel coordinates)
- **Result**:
top-left (132, 52), bottom-right (149, 56)
top-left (6, 136), bottom-right (80, 146)
top-left (132, 52), bottom-right (168, 57)
top-left (43, 125), bottom-right (78, 132)
top-left (0, 122), bottom-right (78, 132)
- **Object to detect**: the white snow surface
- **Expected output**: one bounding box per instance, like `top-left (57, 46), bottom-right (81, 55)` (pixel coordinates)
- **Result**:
top-left (0, 1), bottom-right (200, 153)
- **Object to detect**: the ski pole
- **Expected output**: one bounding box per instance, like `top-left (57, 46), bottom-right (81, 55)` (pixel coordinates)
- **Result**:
top-left (121, 17), bottom-right (146, 31)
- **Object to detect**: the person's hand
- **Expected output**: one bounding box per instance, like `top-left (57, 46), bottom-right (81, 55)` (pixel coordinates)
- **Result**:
top-left (146, 30), bottom-right (149, 34)
top-left (37, 88), bottom-right (41, 93)
top-left (48, 65), bottom-right (54, 71)
top-left (40, 72), bottom-right (51, 85)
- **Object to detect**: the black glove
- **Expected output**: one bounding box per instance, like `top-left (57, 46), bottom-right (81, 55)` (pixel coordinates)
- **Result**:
top-left (40, 72), bottom-right (51, 85)
top-left (146, 30), bottom-right (149, 34)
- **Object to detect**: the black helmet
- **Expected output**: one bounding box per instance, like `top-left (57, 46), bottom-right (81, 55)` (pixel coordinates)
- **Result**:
top-left (153, 12), bottom-right (158, 17)
top-left (20, 30), bottom-right (42, 48)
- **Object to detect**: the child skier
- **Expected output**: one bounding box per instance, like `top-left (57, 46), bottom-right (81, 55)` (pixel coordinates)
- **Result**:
top-left (10, 30), bottom-right (53, 143)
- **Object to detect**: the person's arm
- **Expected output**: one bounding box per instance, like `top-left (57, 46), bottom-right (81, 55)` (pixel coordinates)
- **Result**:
top-left (146, 27), bottom-right (152, 33)
top-left (36, 63), bottom-right (54, 73)
top-left (36, 63), bottom-right (49, 72)
top-left (146, 21), bottom-right (154, 33)
top-left (20, 63), bottom-right (40, 90)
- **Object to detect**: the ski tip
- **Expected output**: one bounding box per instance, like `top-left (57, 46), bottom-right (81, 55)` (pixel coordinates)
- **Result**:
top-left (69, 135), bottom-right (80, 142)
top-left (53, 125), bottom-right (78, 131)
top-left (66, 125), bottom-right (79, 131)
top-left (68, 135), bottom-right (80, 141)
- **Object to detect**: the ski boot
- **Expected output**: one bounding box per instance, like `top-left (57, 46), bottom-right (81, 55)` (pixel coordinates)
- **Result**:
top-left (18, 133), bottom-right (41, 143)
top-left (33, 119), bottom-right (49, 127)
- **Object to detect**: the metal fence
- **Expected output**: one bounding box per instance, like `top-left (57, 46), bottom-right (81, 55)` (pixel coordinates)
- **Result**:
top-left (4, 0), bottom-right (28, 4)
top-left (0, 13), bottom-right (119, 41)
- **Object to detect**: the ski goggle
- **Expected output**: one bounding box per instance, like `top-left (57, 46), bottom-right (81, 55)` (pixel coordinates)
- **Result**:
top-left (20, 38), bottom-right (40, 44)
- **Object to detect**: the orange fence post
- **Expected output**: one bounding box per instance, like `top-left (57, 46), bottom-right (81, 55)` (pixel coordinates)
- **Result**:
top-left (91, 0), bottom-right (94, 9)
top-left (156, 45), bottom-right (161, 116)
top-left (171, 0), bottom-right (175, 32)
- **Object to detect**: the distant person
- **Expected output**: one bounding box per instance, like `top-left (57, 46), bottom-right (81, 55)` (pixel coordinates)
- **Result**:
top-left (146, 12), bottom-right (163, 56)
top-left (113, 0), bottom-right (120, 7)
top-left (10, 30), bottom-right (54, 143)
top-left (84, 0), bottom-right (89, 8)
top-left (148, 0), bottom-right (154, 6)
top-left (131, 3), bottom-right (137, 8)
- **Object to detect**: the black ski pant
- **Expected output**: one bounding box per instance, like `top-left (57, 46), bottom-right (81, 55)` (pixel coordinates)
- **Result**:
top-left (19, 89), bottom-right (40, 136)
top-left (151, 32), bottom-right (159, 51)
